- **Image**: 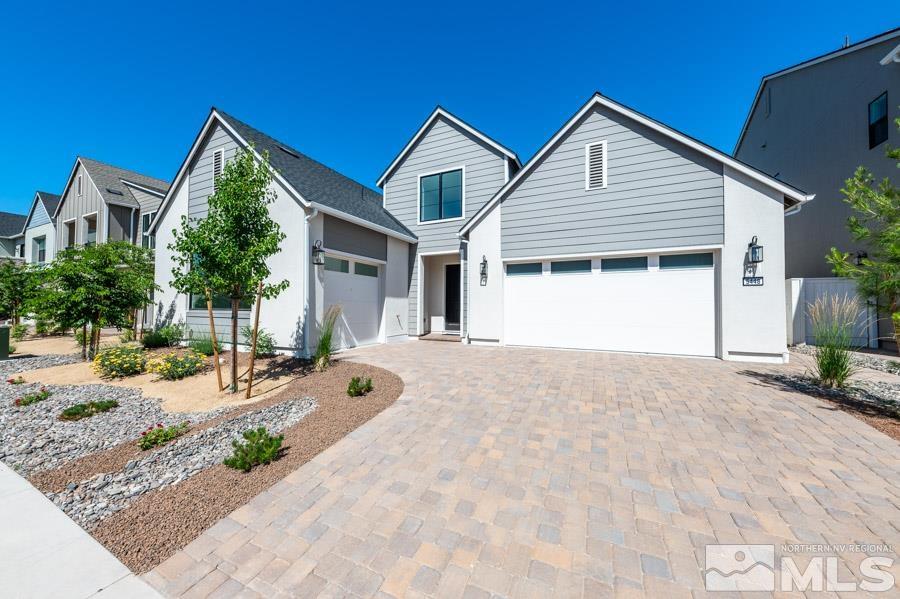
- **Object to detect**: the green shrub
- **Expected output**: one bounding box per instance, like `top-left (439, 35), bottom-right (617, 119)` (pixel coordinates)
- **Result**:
top-left (6, 375), bottom-right (25, 385)
top-left (15, 386), bottom-right (51, 407)
top-left (120, 328), bottom-right (135, 343)
top-left (142, 323), bottom-right (183, 348)
top-left (148, 350), bottom-right (206, 380)
top-left (315, 305), bottom-right (341, 371)
top-left (347, 376), bottom-right (373, 397)
top-left (809, 294), bottom-right (860, 388)
top-left (139, 421), bottom-right (190, 450)
top-left (9, 344), bottom-right (15, 354)
top-left (11, 324), bottom-right (28, 341)
top-left (141, 329), bottom-right (167, 348)
top-left (241, 325), bottom-right (275, 357)
top-left (34, 319), bottom-right (51, 336)
top-left (60, 400), bottom-right (119, 421)
top-left (92, 346), bottom-right (146, 378)
top-left (75, 328), bottom-right (86, 346)
top-left (188, 335), bottom-right (221, 356)
top-left (223, 427), bottom-right (284, 472)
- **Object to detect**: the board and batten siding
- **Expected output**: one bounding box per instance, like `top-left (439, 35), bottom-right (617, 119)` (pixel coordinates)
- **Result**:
top-left (56, 162), bottom-right (105, 250)
top-left (501, 106), bottom-right (724, 259)
top-left (107, 204), bottom-right (135, 242)
top-left (383, 116), bottom-right (508, 334)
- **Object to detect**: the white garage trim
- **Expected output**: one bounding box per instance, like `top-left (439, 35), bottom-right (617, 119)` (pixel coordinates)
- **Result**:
top-left (502, 244), bottom-right (724, 264)
top-left (322, 247), bottom-right (387, 265)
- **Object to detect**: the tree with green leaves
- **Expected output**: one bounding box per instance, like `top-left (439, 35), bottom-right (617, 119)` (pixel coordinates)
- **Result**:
top-left (35, 242), bottom-right (156, 359)
top-left (827, 115), bottom-right (900, 354)
top-left (0, 261), bottom-right (37, 325)
top-left (169, 147), bottom-right (288, 392)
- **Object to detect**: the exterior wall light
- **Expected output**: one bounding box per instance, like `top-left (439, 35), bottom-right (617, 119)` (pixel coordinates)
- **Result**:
top-left (479, 255), bottom-right (488, 286)
top-left (748, 236), bottom-right (764, 264)
top-left (311, 240), bottom-right (325, 266)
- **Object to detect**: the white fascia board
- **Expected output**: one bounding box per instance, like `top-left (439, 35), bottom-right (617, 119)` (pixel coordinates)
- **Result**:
top-left (310, 202), bottom-right (417, 244)
top-left (461, 94), bottom-right (813, 238)
top-left (120, 179), bottom-right (167, 198)
top-left (376, 107), bottom-right (521, 188)
top-left (880, 42), bottom-right (900, 65)
top-left (20, 193), bottom-right (42, 234)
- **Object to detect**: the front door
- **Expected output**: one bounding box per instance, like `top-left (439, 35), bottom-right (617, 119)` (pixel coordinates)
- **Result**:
top-left (445, 264), bottom-right (461, 332)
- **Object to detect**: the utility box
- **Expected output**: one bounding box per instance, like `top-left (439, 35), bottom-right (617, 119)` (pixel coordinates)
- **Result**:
top-left (0, 326), bottom-right (9, 360)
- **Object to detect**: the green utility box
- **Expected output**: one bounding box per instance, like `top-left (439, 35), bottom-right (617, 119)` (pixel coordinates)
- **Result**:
top-left (0, 326), bottom-right (9, 360)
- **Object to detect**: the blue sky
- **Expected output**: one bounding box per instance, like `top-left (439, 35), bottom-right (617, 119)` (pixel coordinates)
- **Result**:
top-left (0, 1), bottom-right (895, 215)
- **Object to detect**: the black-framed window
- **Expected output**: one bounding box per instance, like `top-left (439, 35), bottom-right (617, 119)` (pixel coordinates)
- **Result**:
top-left (35, 237), bottom-right (46, 263)
top-left (324, 256), bottom-right (349, 273)
top-left (354, 262), bottom-right (378, 277)
top-left (141, 212), bottom-right (156, 249)
top-left (420, 169), bottom-right (462, 222)
top-left (869, 92), bottom-right (888, 149)
top-left (550, 259), bottom-right (591, 274)
top-left (659, 252), bottom-right (713, 270)
top-left (189, 292), bottom-right (252, 311)
top-left (601, 256), bottom-right (647, 272)
top-left (506, 262), bottom-right (542, 276)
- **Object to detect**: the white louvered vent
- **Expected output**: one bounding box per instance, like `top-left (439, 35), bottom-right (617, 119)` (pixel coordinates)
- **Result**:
top-left (585, 141), bottom-right (607, 190)
top-left (213, 149), bottom-right (224, 192)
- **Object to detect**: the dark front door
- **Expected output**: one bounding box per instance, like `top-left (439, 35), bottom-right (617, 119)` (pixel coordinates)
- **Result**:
top-left (445, 264), bottom-right (461, 332)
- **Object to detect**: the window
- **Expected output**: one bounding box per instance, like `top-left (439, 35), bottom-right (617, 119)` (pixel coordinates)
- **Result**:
top-left (213, 149), bottom-right (224, 192)
top-left (550, 259), bottom-right (591, 274)
top-left (506, 262), bottom-right (542, 276)
top-left (420, 169), bottom-right (463, 222)
top-left (141, 211), bottom-right (156, 249)
top-left (16, 243), bottom-right (24, 258)
top-left (64, 220), bottom-right (76, 249)
top-left (189, 292), bottom-right (252, 311)
top-left (659, 252), bottom-right (714, 269)
top-left (77, 174), bottom-right (83, 196)
top-left (764, 87), bottom-right (771, 118)
top-left (869, 92), bottom-right (888, 149)
top-left (354, 262), bottom-right (378, 277)
top-left (34, 237), bottom-right (46, 263)
top-left (601, 256), bottom-right (647, 272)
top-left (585, 141), bottom-right (607, 190)
top-left (324, 256), bottom-right (349, 273)
top-left (84, 214), bottom-right (97, 246)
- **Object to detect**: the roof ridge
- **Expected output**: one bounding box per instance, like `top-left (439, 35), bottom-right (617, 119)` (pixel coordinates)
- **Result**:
top-left (78, 156), bottom-right (170, 188)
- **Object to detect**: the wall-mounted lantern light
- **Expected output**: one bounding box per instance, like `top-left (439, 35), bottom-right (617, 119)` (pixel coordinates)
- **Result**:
top-left (854, 250), bottom-right (867, 266)
top-left (479, 255), bottom-right (488, 286)
top-left (311, 240), bottom-right (325, 266)
top-left (748, 236), bottom-right (764, 264)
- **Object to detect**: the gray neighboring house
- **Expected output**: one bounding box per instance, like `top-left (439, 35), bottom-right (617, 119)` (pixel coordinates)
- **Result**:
top-left (22, 191), bottom-right (61, 265)
top-left (0, 211), bottom-right (27, 260)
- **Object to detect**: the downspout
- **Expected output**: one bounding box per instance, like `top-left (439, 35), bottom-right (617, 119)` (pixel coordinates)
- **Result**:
top-left (302, 207), bottom-right (319, 357)
top-left (129, 207), bottom-right (136, 243)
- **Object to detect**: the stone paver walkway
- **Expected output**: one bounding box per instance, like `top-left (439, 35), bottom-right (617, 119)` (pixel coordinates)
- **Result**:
top-left (146, 343), bottom-right (900, 597)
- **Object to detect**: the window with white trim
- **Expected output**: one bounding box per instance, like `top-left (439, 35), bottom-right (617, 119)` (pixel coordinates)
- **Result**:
top-left (77, 174), bottom-right (83, 196)
top-left (213, 149), bottom-right (224, 193)
top-left (585, 141), bottom-right (607, 190)
top-left (141, 211), bottom-right (156, 249)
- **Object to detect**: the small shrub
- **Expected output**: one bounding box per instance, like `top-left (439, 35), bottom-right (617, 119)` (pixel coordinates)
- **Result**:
top-left (34, 319), bottom-right (51, 336)
top-left (809, 294), bottom-right (861, 388)
top-left (347, 376), bottom-right (373, 397)
top-left (11, 324), bottom-right (28, 341)
top-left (188, 335), bottom-right (221, 356)
top-left (75, 328), bottom-right (86, 346)
top-left (148, 350), bottom-right (206, 380)
top-left (7, 376), bottom-right (25, 385)
top-left (93, 346), bottom-right (146, 378)
top-left (315, 305), bottom-right (342, 371)
top-left (141, 329), bottom-right (167, 348)
top-left (139, 421), bottom-right (190, 450)
top-left (8, 344), bottom-right (15, 354)
top-left (241, 325), bottom-right (275, 357)
top-left (142, 323), bottom-right (183, 348)
top-left (15, 387), bottom-right (51, 407)
top-left (120, 328), bottom-right (135, 343)
top-left (223, 427), bottom-right (284, 472)
top-left (60, 399), bottom-right (119, 421)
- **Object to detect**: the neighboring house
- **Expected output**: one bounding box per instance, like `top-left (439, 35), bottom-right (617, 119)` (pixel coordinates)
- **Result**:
top-left (52, 157), bottom-right (170, 252)
top-left (0, 211), bottom-right (27, 261)
top-left (150, 109), bottom-right (416, 353)
top-left (21, 191), bottom-right (61, 265)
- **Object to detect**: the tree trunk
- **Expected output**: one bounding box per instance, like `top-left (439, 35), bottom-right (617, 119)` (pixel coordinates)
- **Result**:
top-left (245, 282), bottom-right (264, 399)
top-left (206, 289), bottom-right (224, 392)
top-left (81, 323), bottom-right (87, 361)
top-left (230, 297), bottom-right (239, 393)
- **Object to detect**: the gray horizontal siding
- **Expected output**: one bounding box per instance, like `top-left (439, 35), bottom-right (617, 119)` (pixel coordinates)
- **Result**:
top-left (185, 312), bottom-right (252, 345)
top-left (323, 214), bottom-right (387, 261)
top-left (501, 105), bottom-right (724, 259)
top-left (28, 201), bottom-right (51, 229)
top-left (129, 186), bottom-right (164, 213)
top-left (188, 124), bottom-right (240, 221)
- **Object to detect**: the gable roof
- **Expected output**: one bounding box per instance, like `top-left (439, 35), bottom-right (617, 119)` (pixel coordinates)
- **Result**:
top-left (0, 211), bottom-right (27, 238)
top-left (22, 191), bottom-right (61, 231)
top-left (460, 92), bottom-right (814, 236)
top-left (53, 157), bottom-right (169, 218)
top-left (150, 109), bottom-right (416, 242)
top-left (734, 27), bottom-right (900, 155)
top-left (376, 106), bottom-right (522, 188)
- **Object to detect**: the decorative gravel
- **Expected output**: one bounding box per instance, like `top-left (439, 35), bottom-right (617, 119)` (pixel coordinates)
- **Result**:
top-left (770, 373), bottom-right (900, 416)
top-left (791, 344), bottom-right (900, 376)
top-left (47, 397), bottom-right (316, 527)
top-left (0, 354), bottom-right (81, 378)
top-left (0, 382), bottom-right (230, 476)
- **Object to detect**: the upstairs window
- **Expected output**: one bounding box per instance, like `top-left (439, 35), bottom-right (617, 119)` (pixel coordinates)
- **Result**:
top-left (84, 214), bottom-right (97, 246)
top-left (869, 92), bottom-right (888, 149)
top-left (64, 220), bottom-right (76, 249)
top-left (213, 149), bottom-right (224, 193)
top-left (141, 211), bottom-right (156, 249)
top-left (585, 141), bottom-right (608, 190)
top-left (77, 174), bottom-right (83, 196)
top-left (419, 169), bottom-right (463, 222)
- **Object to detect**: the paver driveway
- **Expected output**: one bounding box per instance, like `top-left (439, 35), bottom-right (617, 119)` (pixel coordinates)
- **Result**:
top-left (147, 343), bottom-right (900, 597)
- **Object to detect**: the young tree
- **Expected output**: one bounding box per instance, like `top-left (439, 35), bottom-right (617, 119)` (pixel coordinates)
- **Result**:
top-left (827, 115), bottom-right (900, 354)
top-left (0, 261), bottom-right (36, 325)
top-left (169, 147), bottom-right (288, 392)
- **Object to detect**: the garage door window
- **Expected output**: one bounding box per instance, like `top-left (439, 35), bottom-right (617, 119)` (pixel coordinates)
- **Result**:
top-left (551, 259), bottom-right (591, 274)
top-left (507, 262), bottom-right (542, 276)
top-left (659, 252), bottom-right (713, 270)
top-left (354, 262), bottom-right (378, 277)
top-left (324, 256), bottom-right (349, 273)
top-left (601, 256), bottom-right (647, 272)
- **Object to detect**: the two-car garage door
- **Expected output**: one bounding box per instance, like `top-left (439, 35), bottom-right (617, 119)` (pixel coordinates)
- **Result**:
top-left (503, 252), bottom-right (716, 357)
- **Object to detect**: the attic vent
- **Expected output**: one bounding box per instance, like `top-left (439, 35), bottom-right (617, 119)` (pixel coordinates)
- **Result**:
top-left (105, 188), bottom-right (124, 196)
top-left (278, 145), bottom-right (300, 159)
top-left (213, 149), bottom-right (224, 192)
top-left (585, 141), bottom-right (607, 190)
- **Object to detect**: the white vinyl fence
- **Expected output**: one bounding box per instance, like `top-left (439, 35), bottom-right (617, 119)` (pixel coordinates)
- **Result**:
top-left (785, 278), bottom-right (878, 348)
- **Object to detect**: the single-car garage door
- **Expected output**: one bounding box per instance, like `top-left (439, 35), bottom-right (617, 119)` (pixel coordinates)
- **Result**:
top-left (503, 252), bottom-right (716, 357)
top-left (323, 255), bottom-right (382, 349)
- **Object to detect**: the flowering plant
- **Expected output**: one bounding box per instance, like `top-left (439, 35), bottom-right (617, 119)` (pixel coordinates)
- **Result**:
top-left (7, 376), bottom-right (25, 385)
top-left (15, 387), bottom-right (51, 407)
top-left (147, 350), bottom-right (206, 380)
top-left (139, 421), bottom-right (190, 450)
top-left (92, 346), bottom-right (146, 378)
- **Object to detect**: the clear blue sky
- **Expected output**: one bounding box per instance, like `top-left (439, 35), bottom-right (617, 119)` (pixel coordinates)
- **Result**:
top-left (0, 1), bottom-right (895, 215)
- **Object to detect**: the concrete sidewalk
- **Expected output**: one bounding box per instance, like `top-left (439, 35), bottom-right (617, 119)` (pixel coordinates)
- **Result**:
top-left (0, 462), bottom-right (160, 599)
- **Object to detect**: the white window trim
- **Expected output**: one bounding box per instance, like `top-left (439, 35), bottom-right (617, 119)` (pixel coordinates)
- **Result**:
top-left (142, 210), bottom-right (157, 248)
top-left (212, 148), bottom-right (225, 193)
top-left (416, 165), bottom-right (466, 226)
top-left (584, 140), bottom-right (608, 190)
top-left (62, 217), bottom-right (77, 247)
top-left (82, 211), bottom-right (99, 245)
top-left (77, 174), bottom-right (83, 196)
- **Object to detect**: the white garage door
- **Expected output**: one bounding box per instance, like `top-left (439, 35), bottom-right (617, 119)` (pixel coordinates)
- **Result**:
top-left (323, 256), bottom-right (381, 349)
top-left (504, 253), bottom-right (716, 357)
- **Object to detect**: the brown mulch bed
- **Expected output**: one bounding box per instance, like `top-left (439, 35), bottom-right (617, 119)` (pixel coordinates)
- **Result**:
top-left (36, 359), bottom-right (402, 574)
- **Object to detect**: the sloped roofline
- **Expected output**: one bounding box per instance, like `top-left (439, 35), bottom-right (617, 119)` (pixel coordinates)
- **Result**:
top-left (376, 106), bottom-right (522, 188)
top-left (734, 27), bottom-right (900, 155)
top-left (460, 92), bottom-right (814, 236)
top-left (21, 191), bottom-right (51, 233)
top-left (148, 109), bottom-right (417, 243)
top-left (52, 157), bottom-right (101, 218)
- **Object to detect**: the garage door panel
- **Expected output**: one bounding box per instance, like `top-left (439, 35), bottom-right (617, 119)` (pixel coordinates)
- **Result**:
top-left (324, 267), bottom-right (381, 350)
top-left (504, 267), bottom-right (715, 357)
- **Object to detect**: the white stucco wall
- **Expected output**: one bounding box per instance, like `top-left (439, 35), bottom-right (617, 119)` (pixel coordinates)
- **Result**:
top-left (24, 222), bottom-right (56, 264)
top-left (383, 237), bottom-right (409, 340)
top-left (721, 165), bottom-right (788, 362)
top-left (466, 202), bottom-right (502, 343)
top-left (153, 177), bottom-right (190, 330)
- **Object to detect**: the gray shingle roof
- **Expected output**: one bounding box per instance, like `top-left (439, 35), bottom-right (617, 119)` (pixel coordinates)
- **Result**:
top-left (78, 157), bottom-right (170, 210)
top-left (0, 211), bottom-right (27, 238)
top-left (216, 110), bottom-right (415, 240)
top-left (36, 191), bottom-right (61, 219)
